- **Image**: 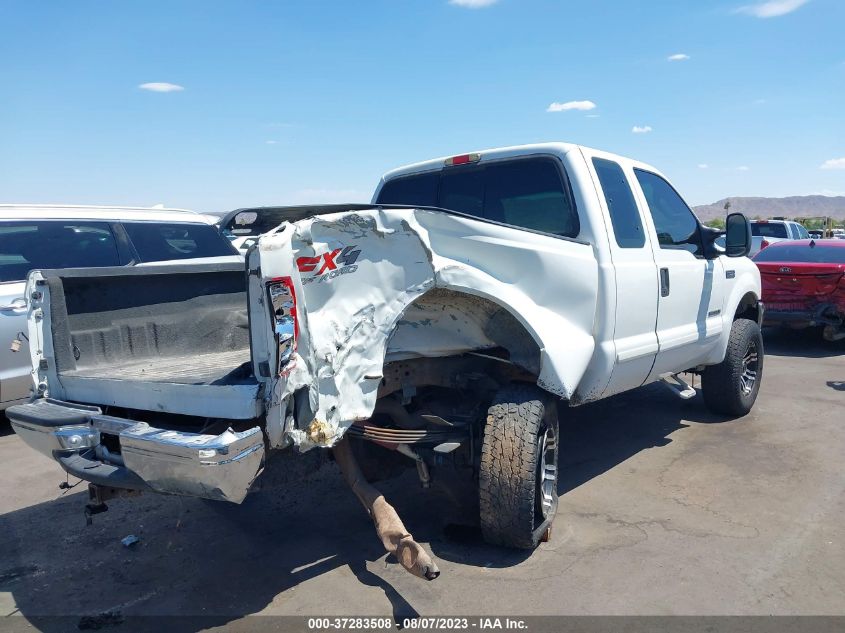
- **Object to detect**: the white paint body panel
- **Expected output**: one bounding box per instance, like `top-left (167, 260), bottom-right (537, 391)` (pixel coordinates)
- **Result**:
top-left (257, 206), bottom-right (599, 449)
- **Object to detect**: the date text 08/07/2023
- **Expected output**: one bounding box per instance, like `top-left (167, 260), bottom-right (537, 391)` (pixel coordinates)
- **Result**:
top-left (306, 617), bottom-right (529, 630)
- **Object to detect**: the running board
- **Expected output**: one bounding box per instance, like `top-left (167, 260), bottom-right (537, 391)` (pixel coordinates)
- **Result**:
top-left (661, 373), bottom-right (697, 400)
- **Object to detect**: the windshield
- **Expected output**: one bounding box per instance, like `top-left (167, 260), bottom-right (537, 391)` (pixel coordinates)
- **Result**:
top-left (0, 221), bottom-right (120, 282)
top-left (754, 242), bottom-right (845, 264)
top-left (751, 223), bottom-right (788, 238)
top-left (122, 222), bottom-right (236, 262)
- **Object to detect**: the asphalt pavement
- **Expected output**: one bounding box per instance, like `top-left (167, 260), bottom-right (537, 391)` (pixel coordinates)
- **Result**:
top-left (0, 327), bottom-right (842, 630)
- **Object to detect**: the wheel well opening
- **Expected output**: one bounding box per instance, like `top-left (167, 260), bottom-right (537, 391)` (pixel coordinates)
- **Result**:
top-left (384, 288), bottom-right (542, 376)
top-left (734, 292), bottom-right (761, 323)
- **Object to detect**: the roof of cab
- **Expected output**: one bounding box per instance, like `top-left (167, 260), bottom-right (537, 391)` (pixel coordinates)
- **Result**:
top-left (377, 141), bottom-right (656, 185)
top-left (0, 204), bottom-right (217, 224)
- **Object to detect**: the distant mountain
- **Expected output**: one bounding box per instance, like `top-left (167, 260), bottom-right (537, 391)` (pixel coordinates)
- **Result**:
top-left (693, 196), bottom-right (845, 222)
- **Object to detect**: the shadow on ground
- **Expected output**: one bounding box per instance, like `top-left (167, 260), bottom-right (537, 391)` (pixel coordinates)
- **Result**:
top-left (0, 378), bottom-right (742, 630)
top-left (763, 326), bottom-right (845, 359)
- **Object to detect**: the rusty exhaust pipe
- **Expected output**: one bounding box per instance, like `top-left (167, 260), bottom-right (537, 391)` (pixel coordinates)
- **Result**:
top-left (333, 436), bottom-right (440, 580)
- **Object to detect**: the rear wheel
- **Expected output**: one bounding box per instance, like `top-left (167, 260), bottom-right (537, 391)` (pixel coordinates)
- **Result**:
top-left (702, 318), bottom-right (764, 416)
top-left (479, 383), bottom-right (558, 549)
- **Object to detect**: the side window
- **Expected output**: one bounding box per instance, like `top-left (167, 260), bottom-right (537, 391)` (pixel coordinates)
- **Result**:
top-left (634, 169), bottom-right (703, 257)
top-left (123, 222), bottom-right (235, 262)
top-left (376, 172), bottom-right (439, 207)
top-left (483, 158), bottom-right (579, 236)
top-left (592, 158), bottom-right (645, 248)
top-left (0, 221), bottom-right (119, 282)
top-left (796, 224), bottom-right (810, 239)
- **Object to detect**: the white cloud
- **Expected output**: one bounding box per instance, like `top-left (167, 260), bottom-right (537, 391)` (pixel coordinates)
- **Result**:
top-left (820, 157), bottom-right (845, 170)
top-left (547, 100), bottom-right (596, 112)
top-left (138, 82), bottom-right (184, 93)
top-left (449, 0), bottom-right (499, 7)
top-left (737, 165), bottom-right (750, 171)
top-left (586, 114), bottom-right (601, 118)
top-left (667, 53), bottom-right (690, 62)
top-left (632, 125), bottom-right (653, 134)
top-left (698, 164), bottom-right (709, 169)
top-left (265, 140), bottom-right (279, 145)
top-left (735, 0), bottom-right (810, 18)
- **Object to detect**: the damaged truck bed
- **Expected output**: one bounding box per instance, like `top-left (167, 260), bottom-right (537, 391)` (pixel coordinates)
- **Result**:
top-left (9, 142), bottom-right (765, 578)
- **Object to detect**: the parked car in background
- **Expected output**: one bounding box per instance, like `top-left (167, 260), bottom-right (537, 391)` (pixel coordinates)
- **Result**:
top-left (808, 230), bottom-right (825, 240)
top-left (0, 205), bottom-right (239, 411)
top-left (749, 219), bottom-right (809, 256)
top-left (217, 206), bottom-right (342, 252)
top-left (753, 239), bottom-right (845, 341)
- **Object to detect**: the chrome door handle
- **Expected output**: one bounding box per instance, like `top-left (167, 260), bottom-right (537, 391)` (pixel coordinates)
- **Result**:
top-left (660, 268), bottom-right (670, 297)
top-left (0, 298), bottom-right (27, 312)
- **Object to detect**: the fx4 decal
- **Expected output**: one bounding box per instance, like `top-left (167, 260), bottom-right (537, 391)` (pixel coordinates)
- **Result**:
top-left (296, 245), bottom-right (361, 283)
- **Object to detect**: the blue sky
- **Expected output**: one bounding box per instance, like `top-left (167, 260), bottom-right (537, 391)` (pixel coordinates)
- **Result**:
top-left (1, 0), bottom-right (843, 212)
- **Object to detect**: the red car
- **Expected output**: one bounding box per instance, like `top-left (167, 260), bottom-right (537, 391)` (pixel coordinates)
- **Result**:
top-left (753, 239), bottom-right (845, 341)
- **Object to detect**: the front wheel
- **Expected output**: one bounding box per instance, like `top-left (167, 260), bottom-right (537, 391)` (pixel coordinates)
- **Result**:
top-left (701, 318), bottom-right (764, 417)
top-left (479, 383), bottom-right (558, 549)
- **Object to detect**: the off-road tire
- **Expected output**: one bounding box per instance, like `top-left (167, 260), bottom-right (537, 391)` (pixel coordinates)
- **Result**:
top-left (479, 383), bottom-right (558, 549)
top-left (702, 318), bottom-right (764, 416)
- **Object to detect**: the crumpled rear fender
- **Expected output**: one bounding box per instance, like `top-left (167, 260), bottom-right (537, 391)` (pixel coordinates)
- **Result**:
top-left (259, 208), bottom-right (598, 450)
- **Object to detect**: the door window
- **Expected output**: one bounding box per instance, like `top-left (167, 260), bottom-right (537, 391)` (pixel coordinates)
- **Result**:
top-left (123, 222), bottom-right (236, 262)
top-left (0, 221), bottom-right (119, 282)
top-left (593, 158), bottom-right (645, 248)
top-left (634, 170), bottom-right (703, 257)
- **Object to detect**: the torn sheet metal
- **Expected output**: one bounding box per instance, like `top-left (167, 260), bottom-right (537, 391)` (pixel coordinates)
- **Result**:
top-left (256, 207), bottom-right (598, 450)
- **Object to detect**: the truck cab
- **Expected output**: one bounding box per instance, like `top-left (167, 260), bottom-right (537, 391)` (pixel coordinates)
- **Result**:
top-left (372, 144), bottom-right (761, 402)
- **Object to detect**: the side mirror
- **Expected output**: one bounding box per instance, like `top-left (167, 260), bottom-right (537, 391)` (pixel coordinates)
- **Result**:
top-left (724, 212), bottom-right (752, 258)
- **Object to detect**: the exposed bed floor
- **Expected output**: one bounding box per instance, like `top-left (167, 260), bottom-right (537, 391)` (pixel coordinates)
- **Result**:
top-left (61, 349), bottom-right (255, 386)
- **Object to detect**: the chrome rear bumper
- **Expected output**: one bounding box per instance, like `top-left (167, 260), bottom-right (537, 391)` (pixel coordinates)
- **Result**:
top-left (7, 398), bottom-right (264, 503)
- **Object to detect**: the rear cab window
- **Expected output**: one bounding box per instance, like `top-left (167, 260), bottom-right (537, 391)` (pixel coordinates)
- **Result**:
top-left (123, 222), bottom-right (237, 262)
top-left (376, 156), bottom-right (580, 238)
top-left (751, 223), bottom-right (789, 239)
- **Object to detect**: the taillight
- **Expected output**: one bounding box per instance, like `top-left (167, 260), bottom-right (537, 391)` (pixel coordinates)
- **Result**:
top-left (760, 239), bottom-right (770, 250)
top-left (267, 277), bottom-right (297, 373)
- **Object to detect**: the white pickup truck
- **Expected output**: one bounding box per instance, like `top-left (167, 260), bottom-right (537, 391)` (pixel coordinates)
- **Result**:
top-left (8, 143), bottom-right (763, 567)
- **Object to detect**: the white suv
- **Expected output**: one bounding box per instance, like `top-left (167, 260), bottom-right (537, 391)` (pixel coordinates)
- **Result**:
top-left (0, 205), bottom-right (239, 411)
